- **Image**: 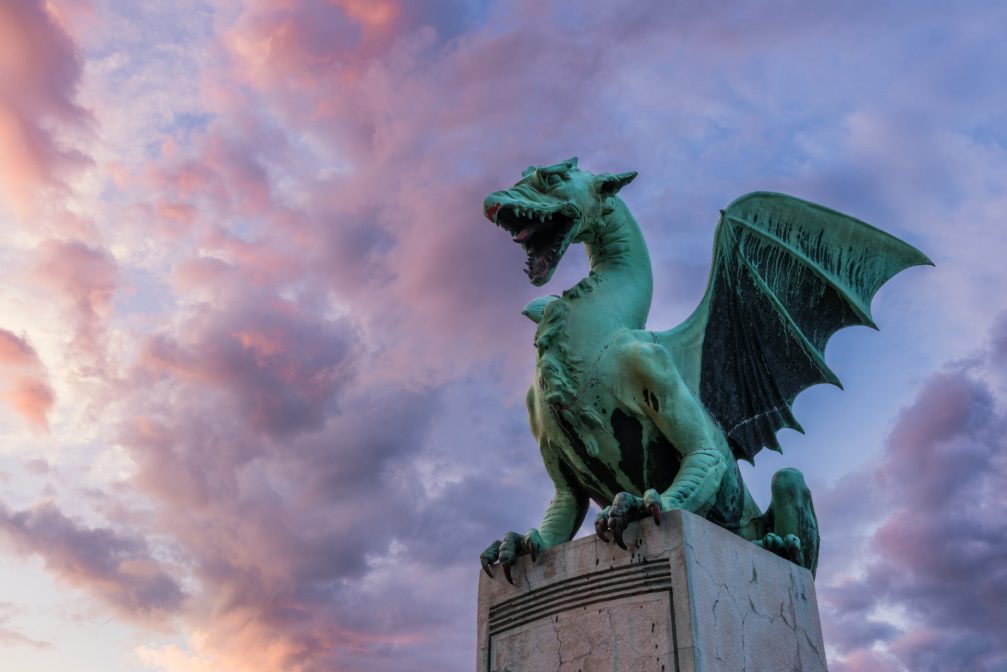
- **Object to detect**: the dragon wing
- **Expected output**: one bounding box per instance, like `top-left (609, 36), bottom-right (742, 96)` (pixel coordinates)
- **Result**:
top-left (657, 192), bottom-right (932, 463)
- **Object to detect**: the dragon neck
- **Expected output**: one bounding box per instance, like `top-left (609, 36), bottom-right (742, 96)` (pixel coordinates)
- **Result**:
top-left (561, 197), bottom-right (653, 331)
top-left (533, 198), bottom-right (652, 447)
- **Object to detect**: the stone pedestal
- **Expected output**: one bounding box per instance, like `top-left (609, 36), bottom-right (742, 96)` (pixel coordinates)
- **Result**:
top-left (477, 509), bottom-right (826, 672)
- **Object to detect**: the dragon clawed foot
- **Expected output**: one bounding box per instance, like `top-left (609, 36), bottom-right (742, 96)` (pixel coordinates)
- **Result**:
top-left (480, 529), bottom-right (545, 585)
top-left (754, 532), bottom-right (805, 567)
top-left (594, 489), bottom-right (662, 550)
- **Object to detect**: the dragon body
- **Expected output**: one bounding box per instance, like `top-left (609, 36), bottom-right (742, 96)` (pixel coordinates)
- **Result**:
top-left (480, 158), bottom-right (930, 582)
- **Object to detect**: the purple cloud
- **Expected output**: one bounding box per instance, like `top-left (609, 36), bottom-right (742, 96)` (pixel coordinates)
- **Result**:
top-left (0, 502), bottom-right (185, 621)
top-left (820, 315), bottom-right (1007, 671)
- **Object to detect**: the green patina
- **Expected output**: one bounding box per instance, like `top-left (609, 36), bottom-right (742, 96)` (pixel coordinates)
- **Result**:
top-left (479, 158), bottom-right (931, 583)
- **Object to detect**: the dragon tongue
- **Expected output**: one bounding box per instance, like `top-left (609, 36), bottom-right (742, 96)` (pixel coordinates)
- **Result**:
top-left (515, 226), bottom-right (535, 242)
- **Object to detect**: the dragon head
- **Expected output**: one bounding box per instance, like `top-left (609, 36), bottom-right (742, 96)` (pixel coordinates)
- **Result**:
top-left (483, 157), bottom-right (637, 286)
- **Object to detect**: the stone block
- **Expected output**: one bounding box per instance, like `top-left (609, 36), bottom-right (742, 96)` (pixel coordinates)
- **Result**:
top-left (477, 509), bottom-right (826, 672)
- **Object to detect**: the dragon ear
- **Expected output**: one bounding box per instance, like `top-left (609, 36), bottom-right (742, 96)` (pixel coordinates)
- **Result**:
top-left (563, 157), bottom-right (579, 168)
top-left (596, 171), bottom-right (637, 197)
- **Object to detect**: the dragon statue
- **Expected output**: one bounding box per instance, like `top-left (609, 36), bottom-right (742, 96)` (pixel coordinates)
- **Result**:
top-left (479, 157), bottom-right (930, 583)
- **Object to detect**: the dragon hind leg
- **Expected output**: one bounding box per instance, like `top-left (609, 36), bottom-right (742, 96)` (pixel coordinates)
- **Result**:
top-left (753, 468), bottom-right (820, 577)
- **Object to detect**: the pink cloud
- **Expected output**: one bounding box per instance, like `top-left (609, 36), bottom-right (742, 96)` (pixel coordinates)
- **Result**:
top-left (0, 329), bottom-right (41, 367)
top-left (223, 0), bottom-right (410, 92)
top-left (0, 0), bottom-right (90, 213)
top-left (134, 292), bottom-right (358, 437)
top-left (42, 0), bottom-right (97, 36)
top-left (155, 201), bottom-right (197, 227)
top-left (0, 329), bottom-right (54, 431)
top-left (177, 3), bottom-right (628, 385)
top-left (5, 378), bottom-right (56, 432)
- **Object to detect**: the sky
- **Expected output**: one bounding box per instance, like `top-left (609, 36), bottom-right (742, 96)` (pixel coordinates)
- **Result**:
top-left (0, 1), bottom-right (1004, 670)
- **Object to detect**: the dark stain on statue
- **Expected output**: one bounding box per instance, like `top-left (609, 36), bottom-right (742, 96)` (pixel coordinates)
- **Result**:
top-left (611, 408), bottom-right (646, 492)
top-left (552, 405), bottom-right (621, 498)
top-left (645, 433), bottom-right (680, 492)
top-left (642, 388), bottom-right (660, 412)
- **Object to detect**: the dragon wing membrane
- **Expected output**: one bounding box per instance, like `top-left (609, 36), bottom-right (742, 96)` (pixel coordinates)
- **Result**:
top-left (658, 192), bottom-right (932, 463)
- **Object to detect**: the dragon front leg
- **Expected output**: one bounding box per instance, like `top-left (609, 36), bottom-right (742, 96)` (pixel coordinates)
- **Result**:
top-left (595, 447), bottom-right (728, 548)
top-left (596, 339), bottom-right (731, 548)
top-left (481, 462), bottom-right (588, 584)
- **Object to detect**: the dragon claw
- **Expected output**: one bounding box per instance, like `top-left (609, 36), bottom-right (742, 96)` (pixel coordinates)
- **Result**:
top-left (600, 491), bottom-right (661, 551)
top-left (613, 525), bottom-right (627, 550)
top-left (595, 507), bottom-right (612, 542)
top-left (482, 530), bottom-right (544, 583)
top-left (755, 532), bottom-right (808, 568)
top-left (524, 530), bottom-right (543, 563)
top-left (643, 489), bottom-right (662, 526)
top-left (783, 534), bottom-right (804, 566)
top-left (480, 539), bottom-right (502, 578)
top-left (608, 506), bottom-right (628, 550)
top-left (756, 532), bottom-right (785, 554)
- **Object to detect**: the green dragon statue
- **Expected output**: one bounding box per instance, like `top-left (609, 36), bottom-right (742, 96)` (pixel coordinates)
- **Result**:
top-left (479, 158), bottom-right (930, 583)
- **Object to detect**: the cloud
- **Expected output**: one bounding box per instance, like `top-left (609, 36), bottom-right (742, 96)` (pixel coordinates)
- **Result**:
top-left (118, 378), bottom-right (449, 669)
top-left (137, 286), bottom-right (359, 430)
top-left (0, 329), bottom-right (43, 367)
top-left (0, 0), bottom-right (89, 213)
top-left (820, 314), bottom-right (1007, 672)
top-left (108, 277), bottom-right (458, 668)
top-left (121, 371), bottom-right (552, 671)
top-left (0, 328), bottom-right (55, 431)
top-left (0, 502), bottom-right (185, 622)
top-left (0, 602), bottom-right (52, 651)
top-left (5, 379), bottom-right (56, 432)
top-left (32, 239), bottom-right (118, 373)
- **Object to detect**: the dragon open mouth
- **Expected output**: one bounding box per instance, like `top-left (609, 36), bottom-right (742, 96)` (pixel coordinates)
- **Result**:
top-left (488, 202), bottom-right (579, 285)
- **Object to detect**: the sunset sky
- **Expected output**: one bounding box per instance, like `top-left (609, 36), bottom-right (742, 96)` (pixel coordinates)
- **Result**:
top-left (0, 1), bottom-right (1005, 671)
